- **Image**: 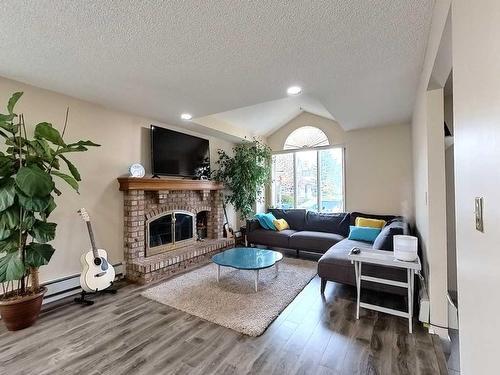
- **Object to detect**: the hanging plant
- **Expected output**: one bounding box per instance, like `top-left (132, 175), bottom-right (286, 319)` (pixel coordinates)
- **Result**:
top-left (212, 139), bottom-right (271, 220)
top-left (0, 92), bottom-right (99, 330)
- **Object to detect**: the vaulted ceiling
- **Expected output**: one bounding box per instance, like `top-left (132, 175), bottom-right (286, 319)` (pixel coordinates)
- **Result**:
top-left (0, 0), bottom-right (434, 138)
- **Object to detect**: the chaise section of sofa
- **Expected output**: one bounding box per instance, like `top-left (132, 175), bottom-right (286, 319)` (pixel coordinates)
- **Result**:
top-left (318, 214), bottom-right (411, 295)
top-left (317, 239), bottom-right (408, 295)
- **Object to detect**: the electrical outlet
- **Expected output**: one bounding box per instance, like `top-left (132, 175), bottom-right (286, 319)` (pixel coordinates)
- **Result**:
top-left (475, 197), bottom-right (484, 232)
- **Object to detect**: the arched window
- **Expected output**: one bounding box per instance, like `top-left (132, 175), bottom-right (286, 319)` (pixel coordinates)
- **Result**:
top-left (272, 126), bottom-right (344, 213)
top-left (284, 126), bottom-right (329, 150)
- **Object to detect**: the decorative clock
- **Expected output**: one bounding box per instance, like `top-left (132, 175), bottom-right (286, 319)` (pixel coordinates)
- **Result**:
top-left (129, 163), bottom-right (145, 178)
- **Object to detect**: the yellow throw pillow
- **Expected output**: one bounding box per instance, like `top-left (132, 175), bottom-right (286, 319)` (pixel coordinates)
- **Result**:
top-left (273, 218), bottom-right (290, 231)
top-left (355, 217), bottom-right (386, 229)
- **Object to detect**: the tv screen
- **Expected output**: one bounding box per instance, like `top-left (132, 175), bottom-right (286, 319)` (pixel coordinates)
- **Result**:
top-left (151, 125), bottom-right (210, 178)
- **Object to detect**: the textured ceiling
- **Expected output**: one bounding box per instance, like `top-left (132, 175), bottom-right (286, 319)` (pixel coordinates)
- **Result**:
top-left (0, 0), bottom-right (434, 134)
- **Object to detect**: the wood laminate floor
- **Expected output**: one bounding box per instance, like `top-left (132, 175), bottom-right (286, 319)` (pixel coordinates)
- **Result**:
top-left (0, 272), bottom-right (447, 375)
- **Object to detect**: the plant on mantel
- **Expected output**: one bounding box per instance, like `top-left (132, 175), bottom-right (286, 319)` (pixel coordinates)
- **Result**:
top-left (212, 139), bottom-right (271, 221)
top-left (0, 92), bottom-right (99, 330)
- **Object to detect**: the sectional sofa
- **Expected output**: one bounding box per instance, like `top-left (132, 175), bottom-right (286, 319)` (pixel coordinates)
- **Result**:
top-left (246, 209), bottom-right (411, 295)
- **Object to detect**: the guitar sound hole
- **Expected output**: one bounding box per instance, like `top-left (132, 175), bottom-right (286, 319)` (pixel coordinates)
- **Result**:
top-left (94, 257), bottom-right (102, 266)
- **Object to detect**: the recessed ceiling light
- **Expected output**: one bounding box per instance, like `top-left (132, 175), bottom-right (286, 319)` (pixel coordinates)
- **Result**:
top-left (181, 113), bottom-right (193, 120)
top-left (287, 86), bottom-right (302, 95)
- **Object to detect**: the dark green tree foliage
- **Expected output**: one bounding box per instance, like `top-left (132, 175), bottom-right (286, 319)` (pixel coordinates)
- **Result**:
top-left (212, 140), bottom-right (271, 220)
top-left (0, 92), bottom-right (99, 297)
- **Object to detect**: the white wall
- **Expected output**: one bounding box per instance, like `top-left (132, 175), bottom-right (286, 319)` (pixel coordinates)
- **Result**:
top-left (411, 0), bottom-right (451, 337)
top-left (344, 124), bottom-right (413, 216)
top-left (425, 88), bottom-right (448, 331)
top-left (0, 76), bottom-right (237, 283)
top-left (445, 144), bottom-right (457, 295)
top-left (267, 112), bottom-right (413, 216)
top-left (453, 0), bottom-right (500, 372)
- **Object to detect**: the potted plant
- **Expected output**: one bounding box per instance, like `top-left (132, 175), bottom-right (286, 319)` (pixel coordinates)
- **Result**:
top-left (0, 92), bottom-right (99, 331)
top-left (212, 139), bottom-right (271, 222)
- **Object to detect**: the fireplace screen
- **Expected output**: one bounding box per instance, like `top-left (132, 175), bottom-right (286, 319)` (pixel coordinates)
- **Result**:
top-left (149, 213), bottom-right (173, 248)
top-left (174, 213), bottom-right (193, 242)
top-left (147, 211), bottom-right (195, 256)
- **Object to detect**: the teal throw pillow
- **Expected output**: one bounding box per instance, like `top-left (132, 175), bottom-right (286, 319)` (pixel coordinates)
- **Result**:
top-left (262, 213), bottom-right (277, 231)
top-left (348, 225), bottom-right (381, 243)
top-left (255, 213), bottom-right (275, 230)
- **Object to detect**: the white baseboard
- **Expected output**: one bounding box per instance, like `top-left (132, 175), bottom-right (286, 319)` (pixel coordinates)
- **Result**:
top-left (447, 293), bottom-right (459, 330)
top-left (42, 262), bottom-right (124, 305)
top-left (428, 325), bottom-right (450, 340)
top-left (417, 274), bottom-right (450, 338)
top-left (418, 274), bottom-right (430, 323)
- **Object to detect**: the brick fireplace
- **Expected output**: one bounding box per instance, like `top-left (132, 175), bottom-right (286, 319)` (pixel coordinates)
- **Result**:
top-left (118, 177), bottom-right (234, 284)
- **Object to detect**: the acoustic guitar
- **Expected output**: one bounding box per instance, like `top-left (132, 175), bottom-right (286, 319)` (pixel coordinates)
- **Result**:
top-left (222, 202), bottom-right (234, 239)
top-left (78, 208), bottom-right (115, 292)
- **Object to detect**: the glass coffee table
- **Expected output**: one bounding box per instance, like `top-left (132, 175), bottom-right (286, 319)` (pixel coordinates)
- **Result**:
top-left (212, 247), bottom-right (283, 292)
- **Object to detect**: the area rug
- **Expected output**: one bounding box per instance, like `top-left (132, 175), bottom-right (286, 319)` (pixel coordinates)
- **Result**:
top-left (141, 257), bottom-right (317, 336)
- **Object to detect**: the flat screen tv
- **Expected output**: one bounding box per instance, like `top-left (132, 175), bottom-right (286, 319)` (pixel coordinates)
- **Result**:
top-left (150, 125), bottom-right (210, 178)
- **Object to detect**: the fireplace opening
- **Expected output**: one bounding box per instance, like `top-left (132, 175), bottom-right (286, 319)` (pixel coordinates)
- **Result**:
top-left (196, 211), bottom-right (208, 240)
top-left (147, 210), bottom-right (195, 256)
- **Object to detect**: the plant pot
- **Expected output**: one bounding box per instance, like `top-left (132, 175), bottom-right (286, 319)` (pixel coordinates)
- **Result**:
top-left (0, 286), bottom-right (47, 331)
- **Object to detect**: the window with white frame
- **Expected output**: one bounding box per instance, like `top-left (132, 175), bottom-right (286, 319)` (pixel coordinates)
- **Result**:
top-left (283, 126), bottom-right (330, 149)
top-left (272, 127), bottom-right (344, 213)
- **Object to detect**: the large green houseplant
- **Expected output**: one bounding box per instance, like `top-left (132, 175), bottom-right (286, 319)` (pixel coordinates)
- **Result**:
top-left (212, 139), bottom-right (271, 221)
top-left (0, 92), bottom-right (99, 330)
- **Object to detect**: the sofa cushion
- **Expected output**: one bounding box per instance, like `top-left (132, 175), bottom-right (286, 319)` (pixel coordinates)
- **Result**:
top-left (318, 239), bottom-right (372, 268)
top-left (350, 212), bottom-right (400, 226)
top-left (289, 231), bottom-right (344, 253)
top-left (303, 211), bottom-right (350, 236)
top-left (373, 220), bottom-right (410, 251)
top-left (268, 209), bottom-right (306, 231)
top-left (247, 228), bottom-right (296, 248)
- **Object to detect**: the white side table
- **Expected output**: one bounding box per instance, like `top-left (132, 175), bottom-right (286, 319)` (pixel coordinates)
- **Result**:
top-left (348, 248), bottom-right (421, 333)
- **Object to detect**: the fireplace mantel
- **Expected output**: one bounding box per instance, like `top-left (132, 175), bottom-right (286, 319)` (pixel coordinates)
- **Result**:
top-left (117, 177), bottom-right (224, 191)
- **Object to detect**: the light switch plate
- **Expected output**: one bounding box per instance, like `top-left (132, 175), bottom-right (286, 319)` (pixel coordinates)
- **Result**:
top-left (475, 197), bottom-right (484, 232)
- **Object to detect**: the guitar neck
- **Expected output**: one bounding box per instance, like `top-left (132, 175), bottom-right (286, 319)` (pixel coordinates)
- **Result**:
top-left (222, 202), bottom-right (229, 223)
top-left (86, 221), bottom-right (99, 258)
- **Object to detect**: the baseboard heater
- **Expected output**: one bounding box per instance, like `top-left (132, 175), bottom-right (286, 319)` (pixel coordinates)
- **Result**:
top-left (42, 262), bottom-right (124, 305)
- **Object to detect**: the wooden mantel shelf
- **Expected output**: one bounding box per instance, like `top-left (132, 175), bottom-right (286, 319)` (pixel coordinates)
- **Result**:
top-left (117, 177), bottom-right (224, 191)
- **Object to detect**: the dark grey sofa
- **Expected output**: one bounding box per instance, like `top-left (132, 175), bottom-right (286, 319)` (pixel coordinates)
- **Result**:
top-left (247, 209), bottom-right (411, 295)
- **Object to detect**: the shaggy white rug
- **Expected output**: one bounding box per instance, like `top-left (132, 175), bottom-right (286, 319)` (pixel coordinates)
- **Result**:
top-left (141, 257), bottom-right (317, 336)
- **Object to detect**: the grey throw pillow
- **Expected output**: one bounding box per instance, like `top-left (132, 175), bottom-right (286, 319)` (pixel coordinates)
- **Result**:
top-left (373, 220), bottom-right (408, 251)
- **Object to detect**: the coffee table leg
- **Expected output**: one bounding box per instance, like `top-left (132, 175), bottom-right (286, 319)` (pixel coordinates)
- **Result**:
top-left (255, 269), bottom-right (259, 292)
top-left (217, 265), bottom-right (220, 282)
